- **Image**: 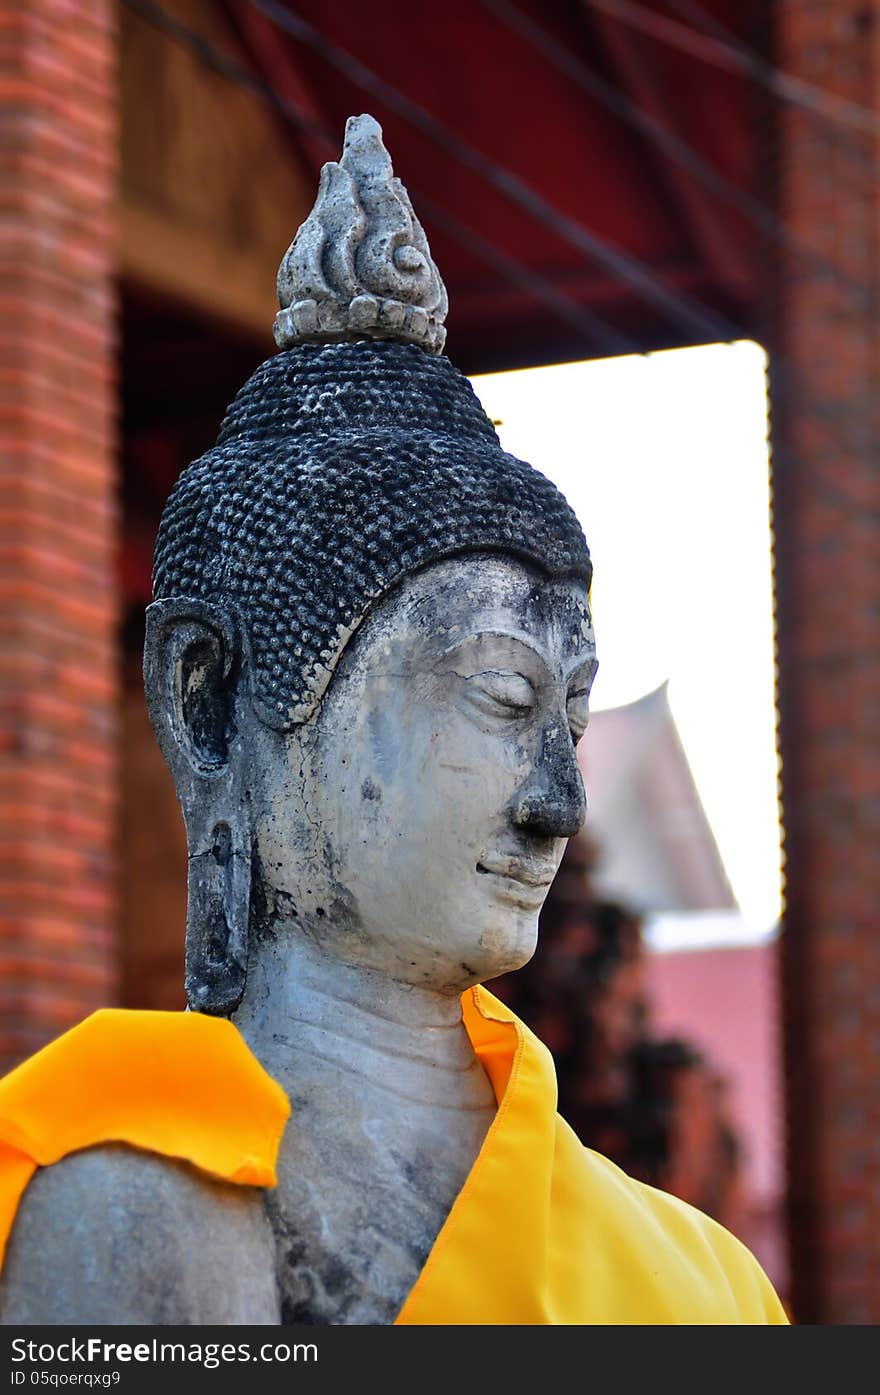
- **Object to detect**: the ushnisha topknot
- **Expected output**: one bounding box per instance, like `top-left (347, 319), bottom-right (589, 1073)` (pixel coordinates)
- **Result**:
top-left (151, 115), bottom-right (592, 730)
top-left (274, 113), bottom-right (448, 355)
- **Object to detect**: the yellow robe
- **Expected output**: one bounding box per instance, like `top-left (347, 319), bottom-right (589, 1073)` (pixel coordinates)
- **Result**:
top-left (0, 986), bottom-right (789, 1324)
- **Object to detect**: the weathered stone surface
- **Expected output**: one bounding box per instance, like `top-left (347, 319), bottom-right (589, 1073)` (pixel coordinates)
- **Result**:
top-left (0, 1147), bottom-right (278, 1325)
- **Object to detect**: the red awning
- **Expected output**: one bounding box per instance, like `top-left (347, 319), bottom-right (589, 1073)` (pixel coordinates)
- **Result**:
top-left (224, 0), bottom-right (766, 371)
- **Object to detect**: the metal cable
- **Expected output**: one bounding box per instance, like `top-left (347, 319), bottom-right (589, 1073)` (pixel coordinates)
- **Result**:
top-left (247, 0), bottom-right (747, 345)
top-left (122, 0), bottom-right (638, 357)
top-left (662, 0), bottom-right (880, 186)
top-left (482, 0), bottom-right (869, 310)
top-left (121, 0), bottom-right (870, 483)
top-left (583, 0), bottom-right (880, 138)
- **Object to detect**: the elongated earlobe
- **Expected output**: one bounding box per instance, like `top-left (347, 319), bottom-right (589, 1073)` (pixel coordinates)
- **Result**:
top-left (184, 817), bottom-right (251, 1015)
top-left (143, 598), bottom-right (253, 1015)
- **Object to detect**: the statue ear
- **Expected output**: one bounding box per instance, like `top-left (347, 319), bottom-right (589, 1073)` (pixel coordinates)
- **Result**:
top-left (143, 599), bottom-right (252, 1016)
top-left (143, 598), bottom-right (241, 779)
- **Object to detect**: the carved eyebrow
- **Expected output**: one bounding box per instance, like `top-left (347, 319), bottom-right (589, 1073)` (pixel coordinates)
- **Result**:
top-left (436, 632), bottom-right (599, 697)
top-left (435, 629), bottom-right (553, 677)
top-left (565, 655), bottom-right (599, 694)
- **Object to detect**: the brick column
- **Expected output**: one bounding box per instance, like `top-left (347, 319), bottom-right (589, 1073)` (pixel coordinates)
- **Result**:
top-left (0, 1), bottom-right (118, 1068)
top-left (769, 2), bottom-right (880, 1324)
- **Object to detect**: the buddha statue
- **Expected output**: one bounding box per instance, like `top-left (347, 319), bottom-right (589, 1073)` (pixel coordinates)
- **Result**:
top-left (0, 116), bottom-right (787, 1326)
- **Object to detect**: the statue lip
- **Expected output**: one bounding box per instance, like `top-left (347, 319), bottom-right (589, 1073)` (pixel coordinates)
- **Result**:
top-left (476, 856), bottom-right (557, 888)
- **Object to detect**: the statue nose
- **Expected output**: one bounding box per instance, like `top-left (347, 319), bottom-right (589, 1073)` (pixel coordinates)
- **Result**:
top-left (510, 720), bottom-right (587, 840)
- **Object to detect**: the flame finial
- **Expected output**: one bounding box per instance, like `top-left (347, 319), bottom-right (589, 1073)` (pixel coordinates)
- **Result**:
top-left (274, 114), bottom-right (448, 355)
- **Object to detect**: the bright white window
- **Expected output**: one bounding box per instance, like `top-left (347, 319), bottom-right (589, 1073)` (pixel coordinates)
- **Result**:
top-left (472, 342), bottom-right (781, 949)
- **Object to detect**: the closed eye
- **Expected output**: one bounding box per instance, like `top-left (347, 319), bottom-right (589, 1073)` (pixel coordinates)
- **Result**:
top-left (460, 670), bottom-right (535, 719)
top-left (566, 689), bottom-right (591, 743)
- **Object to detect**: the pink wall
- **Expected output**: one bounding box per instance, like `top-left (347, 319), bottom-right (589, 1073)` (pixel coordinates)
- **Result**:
top-left (645, 942), bottom-right (787, 1289)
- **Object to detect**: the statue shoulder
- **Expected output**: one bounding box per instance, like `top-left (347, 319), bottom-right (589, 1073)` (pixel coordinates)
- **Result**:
top-left (0, 1143), bottom-right (280, 1324)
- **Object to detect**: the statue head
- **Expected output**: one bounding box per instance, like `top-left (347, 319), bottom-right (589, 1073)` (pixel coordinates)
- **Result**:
top-left (144, 115), bottom-right (596, 1014)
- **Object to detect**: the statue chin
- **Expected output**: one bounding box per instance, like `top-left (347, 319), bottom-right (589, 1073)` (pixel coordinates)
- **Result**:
top-left (402, 909), bottom-right (542, 996)
top-left (449, 891), bottom-right (545, 990)
top-left (474, 922), bottom-right (541, 988)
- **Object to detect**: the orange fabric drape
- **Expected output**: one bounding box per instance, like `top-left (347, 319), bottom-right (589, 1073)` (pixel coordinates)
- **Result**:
top-left (0, 991), bottom-right (788, 1324)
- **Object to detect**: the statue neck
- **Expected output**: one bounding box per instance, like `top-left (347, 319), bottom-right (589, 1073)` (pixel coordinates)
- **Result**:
top-left (230, 935), bottom-right (495, 1113)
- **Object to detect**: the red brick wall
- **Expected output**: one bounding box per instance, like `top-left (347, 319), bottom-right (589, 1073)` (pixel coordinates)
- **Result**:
top-left (0, 0), bottom-right (118, 1069)
top-left (769, 1), bottom-right (880, 1324)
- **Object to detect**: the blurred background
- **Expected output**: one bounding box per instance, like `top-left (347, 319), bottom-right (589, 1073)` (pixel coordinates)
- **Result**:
top-left (1, 0), bottom-right (877, 1324)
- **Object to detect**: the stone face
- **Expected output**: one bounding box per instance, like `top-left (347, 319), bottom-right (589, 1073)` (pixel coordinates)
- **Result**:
top-left (241, 554), bottom-right (596, 997)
